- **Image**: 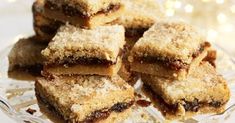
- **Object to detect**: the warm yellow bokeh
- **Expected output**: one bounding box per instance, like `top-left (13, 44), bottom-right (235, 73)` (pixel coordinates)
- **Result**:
top-left (164, 0), bottom-right (235, 55)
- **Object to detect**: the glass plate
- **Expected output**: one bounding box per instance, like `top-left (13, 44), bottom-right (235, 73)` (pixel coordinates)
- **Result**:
top-left (0, 44), bottom-right (235, 123)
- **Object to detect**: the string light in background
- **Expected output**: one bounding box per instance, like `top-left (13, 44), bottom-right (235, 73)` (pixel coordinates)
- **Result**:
top-left (164, 0), bottom-right (235, 54)
top-left (6, 0), bottom-right (16, 3)
top-left (207, 29), bottom-right (218, 41)
top-left (216, 0), bottom-right (224, 4)
top-left (184, 4), bottom-right (194, 13)
top-left (230, 5), bottom-right (235, 13)
top-left (217, 13), bottom-right (227, 24)
top-left (174, 1), bottom-right (182, 8)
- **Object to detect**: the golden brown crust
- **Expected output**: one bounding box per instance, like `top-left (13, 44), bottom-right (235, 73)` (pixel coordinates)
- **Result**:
top-left (111, 0), bottom-right (164, 29)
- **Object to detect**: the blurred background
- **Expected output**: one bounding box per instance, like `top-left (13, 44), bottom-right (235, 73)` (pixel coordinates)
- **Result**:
top-left (1, 0), bottom-right (235, 56)
top-left (0, 0), bottom-right (235, 122)
top-left (163, 0), bottom-right (235, 58)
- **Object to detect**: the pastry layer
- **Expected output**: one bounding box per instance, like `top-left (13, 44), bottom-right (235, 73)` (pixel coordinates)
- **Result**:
top-left (46, 0), bottom-right (121, 16)
top-left (141, 62), bottom-right (230, 119)
top-left (133, 42), bottom-right (209, 71)
top-left (42, 24), bottom-right (125, 65)
top-left (43, 58), bottom-right (122, 76)
top-left (131, 21), bottom-right (205, 64)
top-left (8, 36), bottom-right (46, 73)
top-left (44, 0), bottom-right (124, 28)
top-left (35, 75), bottom-right (134, 122)
top-left (131, 45), bottom-right (209, 80)
top-left (111, 0), bottom-right (163, 35)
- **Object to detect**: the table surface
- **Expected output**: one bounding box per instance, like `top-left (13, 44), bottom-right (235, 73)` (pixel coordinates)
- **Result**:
top-left (0, 0), bottom-right (234, 123)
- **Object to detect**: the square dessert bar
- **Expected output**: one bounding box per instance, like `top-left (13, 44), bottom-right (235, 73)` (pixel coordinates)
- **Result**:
top-left (8, 36), bottom-right (47, 74)
top-left (42, 24), bottom-right (125, 76)
top-left (141, 62), bottom-right (230, 119)
top-left (33, 0), bottom-right (63, 41)
top-left (111, 0), bottom-right (164, 37)
top-left (35, 75), bottom-right (134, 123)
top-left (130, 21), bottom-right (211, 80)
top-left (43, 0), bottom-right (124, 28)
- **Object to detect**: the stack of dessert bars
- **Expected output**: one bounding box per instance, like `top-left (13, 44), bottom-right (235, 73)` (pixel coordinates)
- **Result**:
top-left (129, 21), bottom-right (230, 119)
top-left (7, 0), bottom-right (231, 122)
top-left (30, 0), bottom-right (163, 122)
top-left (36, 24), bottom-right (136, 122)
top-left (34, 0), bottom-right (132, 122)
top-left (31, 0), bottom-right (163, 84)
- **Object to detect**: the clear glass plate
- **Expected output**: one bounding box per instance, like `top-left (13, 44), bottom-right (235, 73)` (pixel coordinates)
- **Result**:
top-left (0, 44), bottom-right (235, 123)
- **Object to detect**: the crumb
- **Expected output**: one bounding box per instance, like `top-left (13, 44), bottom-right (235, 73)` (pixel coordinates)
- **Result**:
top-left (26, 108), bottom-right (37, 115)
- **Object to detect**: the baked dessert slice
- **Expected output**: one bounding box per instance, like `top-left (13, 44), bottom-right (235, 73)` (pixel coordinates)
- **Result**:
top-left (8, 36), bottom-right (47, 74)
top-left (43, 0), bottom-right (124, 28)
top-left (141, 62), bottom-right (230, 119)
top-left (129, 21), bottom-right (211, 80)
top-left (35, 75), bottom-right (134, 123)
top-left (42, 24), bottom-right (125, 76)
top-left (111, 0), bottom-right (164, 38)
top-left (32, 0), bottom-right (63, 42)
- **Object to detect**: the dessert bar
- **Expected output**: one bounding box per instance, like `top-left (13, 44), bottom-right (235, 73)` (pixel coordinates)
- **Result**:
top-left (44, 0), bottom-right (124, 28)
top-left (33, 0), bottom-right (63, 41)
top-left (111, 0), bottom-right (164, 37)
top-left (141, 62), bottom-right (230, 119)
top-left (130, 21), bottom-right (210, 80)
top-left (8, 36), bottom-right (47, 74)
top-left (42, 24), bottom-right (125, 76)
top-left (35, 75), bottom-right (134, 122)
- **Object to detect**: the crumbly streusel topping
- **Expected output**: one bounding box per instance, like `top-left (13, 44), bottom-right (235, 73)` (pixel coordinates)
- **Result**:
top-left (113, 0), bottom-right (164, 29)
top-left (49, 75), bottom-right (132, 100)
top-left (143, 62), bottom-right (230, 104)
top-left (131, 20), bottom-right (204, 63)
top-left (70, 76), bottom-right (121, 97)
top-left (42, 24), bottom-right (125, 63)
